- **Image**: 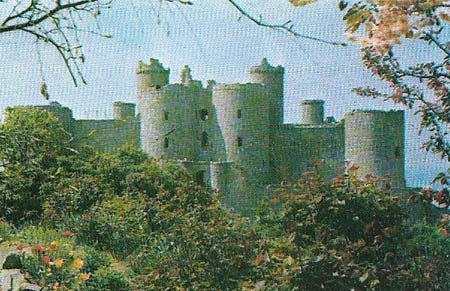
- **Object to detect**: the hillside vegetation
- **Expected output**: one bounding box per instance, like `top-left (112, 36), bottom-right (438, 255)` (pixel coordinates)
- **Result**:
top-left (1, 107), bottom-right (449, 290)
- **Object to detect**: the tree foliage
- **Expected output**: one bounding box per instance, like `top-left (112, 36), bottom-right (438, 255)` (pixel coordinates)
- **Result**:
top-left (0, 107), bottom-right (76, 224)
top-left (244, 167), bottom-right (450, 290)
top-left (2, 108), bottom-right (450, 290)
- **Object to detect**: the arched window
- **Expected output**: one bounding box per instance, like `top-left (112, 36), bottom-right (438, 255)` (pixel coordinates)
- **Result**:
top-left (237, 136), bottom-right (242, 147)
top-left (201, 131), bottom-right (208, 148)
top-left (237, 109), bottom-right (242, 119)
top-left (200, 109), bottom-right (209, 121)
top-left (164, 111), bottom-right (169, 121)
top-left (164, 137), bottom-right (169, 148)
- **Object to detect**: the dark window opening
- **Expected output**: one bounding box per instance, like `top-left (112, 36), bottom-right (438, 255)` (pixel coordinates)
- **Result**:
top-left (195, 171), bottom-right (205, 186)
top-left (237, 136), bottom-right (242, 147)
top-left (164, 111), bottom-right (169, 121)
top-left (237, 109), bottom-right (242, 119)
top-left (394, 146), bottom-right (401, 158)
top-left (155, 85), bottom-right (161, 90)
top-left (164, 137), bottom-right (169, 148)
top-left (201, 131), bottom-right (208, 148)
top-left (200, 109), bottom-right (209, 121)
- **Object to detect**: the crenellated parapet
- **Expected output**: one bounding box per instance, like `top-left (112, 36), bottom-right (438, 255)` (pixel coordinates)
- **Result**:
top-left (136, 58), bottom-right (170, 92)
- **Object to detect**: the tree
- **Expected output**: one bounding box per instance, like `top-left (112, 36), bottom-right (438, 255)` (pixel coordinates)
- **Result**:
top-left (243, 166), bottom-right (450, 290)
top-left (0, 0), bottom-right (191, 87)
top-left (0, 106), bottom-right (75, 224)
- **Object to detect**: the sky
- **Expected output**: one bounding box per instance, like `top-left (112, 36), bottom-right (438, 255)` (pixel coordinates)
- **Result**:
top-left (0, 0), bottom-right (448, 187)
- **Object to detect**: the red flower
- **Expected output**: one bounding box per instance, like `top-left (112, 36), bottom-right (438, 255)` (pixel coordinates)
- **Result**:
top-left (62, 230), bottom-right (74, 237)
top-left (33, 244), bottom-right (45, 253)
top-left (43, 256), bottom-right (51, 264)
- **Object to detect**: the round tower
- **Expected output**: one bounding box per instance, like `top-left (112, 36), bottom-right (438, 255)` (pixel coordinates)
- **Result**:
top-left (113, 102), bottom-right (135, 121)
top-left (301, 99), bottom-right (324, 125)
top-left (138, 85), bottom-right (199, 160)
top-left (212, 83), bottom-right (270, 186)
top-left (249, 58), bottom-right (285, 127)
top-left (180, 65), bottom-right (193, 86)
top-left (136, 58), bottom-right (169, 93)
top-left (344, 110), bottom-right (406, 189)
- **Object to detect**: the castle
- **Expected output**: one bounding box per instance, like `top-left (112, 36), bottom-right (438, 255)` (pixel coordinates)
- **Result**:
top-left (34, 58), bottom-right (406, 210)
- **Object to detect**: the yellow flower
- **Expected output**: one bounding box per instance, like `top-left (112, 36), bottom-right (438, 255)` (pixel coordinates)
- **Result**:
top-left (54, 259), bottom-right (64, 268)
top-left (73, 258), bottom-right (84, 269)
top-left (80, 273), bottom-right (90, 281)
top-left (50, 241), bottom-right (57, 250)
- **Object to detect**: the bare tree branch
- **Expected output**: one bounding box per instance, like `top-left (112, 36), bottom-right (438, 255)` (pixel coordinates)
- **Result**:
top-left (227, 0), bottom-right (347, 46)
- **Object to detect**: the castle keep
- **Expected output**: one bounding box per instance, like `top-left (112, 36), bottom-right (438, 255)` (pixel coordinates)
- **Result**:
top-left (35, 58), bottom-right (406, 209)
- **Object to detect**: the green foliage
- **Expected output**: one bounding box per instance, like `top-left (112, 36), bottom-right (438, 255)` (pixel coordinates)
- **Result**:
top-left (248, 167), bottom-right (407, 290)
top-left (7, 227), bottom-right (127, 291)
top-left (81, 267), bottom-right (131, 291)
top-left (0, 220), bottom-right (14, 242)
top-left (75, 195), bottom-right (149, 259)
top-left (130, 205), bottom-right (257, 291)
top-left (4, 106), bottom-right (450, 290)
top-left (0, 107), bottom-right (74, 224)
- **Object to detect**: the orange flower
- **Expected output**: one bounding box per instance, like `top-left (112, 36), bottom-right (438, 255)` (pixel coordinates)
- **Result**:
top-left (50, 241), bottom-right (57, 250)
top-left (43, 256), bottom-right (51, 264)
top-left (16, 244), bottom-right (24, 251)
top-left (73, 258), bottom-right (84, 269)
top-left (80, 273), bottom-right (90, 281)
top-left (33, 244), bottom-right (45, 253)
top-left (54, 259), bottom-right (64, 268)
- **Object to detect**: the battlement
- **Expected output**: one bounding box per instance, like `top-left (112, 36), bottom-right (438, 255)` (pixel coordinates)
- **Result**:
top-left (136, 58), bottom-right (169, 74)
top-left (213, 83), bottom-right (264, 91)
top-left (300, 99), bottom-right (325, 125)
top-left (250, 58), bottom-right (284, 73)
top-left (345, 109), bottom-right (404, 116)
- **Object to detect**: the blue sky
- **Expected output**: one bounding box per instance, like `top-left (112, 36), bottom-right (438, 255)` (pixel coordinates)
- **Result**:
top-left (0, 0), bottom-right (447, 187)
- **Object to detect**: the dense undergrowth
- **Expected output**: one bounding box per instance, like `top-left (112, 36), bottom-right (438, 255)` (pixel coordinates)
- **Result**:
top-left (1, 107), bottom-right (450, 290)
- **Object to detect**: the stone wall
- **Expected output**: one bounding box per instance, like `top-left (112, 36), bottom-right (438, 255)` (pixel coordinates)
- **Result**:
top-left (212, 83), bottom-right (271, 186)
top-left (71, 119), bottom-right (139, 152)
top-left (273, 123), bottom-right (346, 182)
top-left (344, 110), bottom-right (406, 189)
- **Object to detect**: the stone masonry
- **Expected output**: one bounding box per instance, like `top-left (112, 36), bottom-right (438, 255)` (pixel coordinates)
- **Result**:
top-left (32, 58), bottom-right (406, 210)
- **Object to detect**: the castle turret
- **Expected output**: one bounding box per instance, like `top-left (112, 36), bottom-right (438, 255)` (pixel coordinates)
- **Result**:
top-left (344, 110), bottom-right (406, 189)
top-left (113, 102), bottom-right (135, 121)
top-left (212, 83), bottom-right (270, 186)
top-left (301, 99), bottom-right (324, 125)
top-left (180, 65), bottom-right (193, 86)
top-left (249, 58), bottom-right (285, 126)
top-left (136, 58), bottom-right (169, 92)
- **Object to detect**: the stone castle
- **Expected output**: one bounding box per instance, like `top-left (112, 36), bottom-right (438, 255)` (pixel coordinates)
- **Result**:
top-left (34, 58), bottom-right (406, 209)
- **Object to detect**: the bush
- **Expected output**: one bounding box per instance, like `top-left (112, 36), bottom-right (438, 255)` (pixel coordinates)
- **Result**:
top-left (81, 267), bottom-right (131, 291)
top-left (248, 166), bottom-right (407, 290)
top-left (9, 227), bottom-right (128, 291)
top-left (0, 107), bottom-right (74, 225)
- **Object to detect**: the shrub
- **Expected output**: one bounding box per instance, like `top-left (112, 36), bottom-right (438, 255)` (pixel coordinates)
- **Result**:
top-left (10, 227), bottom-right (128, 291)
